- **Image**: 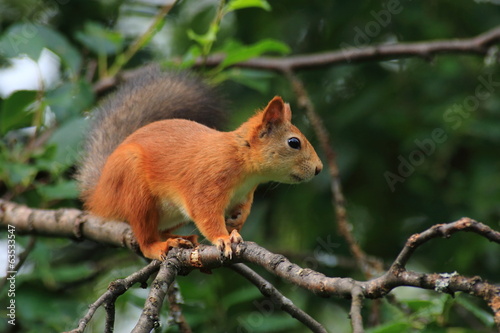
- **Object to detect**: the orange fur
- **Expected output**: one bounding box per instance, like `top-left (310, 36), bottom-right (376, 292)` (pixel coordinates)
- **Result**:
top-left (84, 96), bottom-right (323, 260)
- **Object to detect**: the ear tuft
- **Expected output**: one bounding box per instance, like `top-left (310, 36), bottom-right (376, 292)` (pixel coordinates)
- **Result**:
top-left (283, 102), bottom-right (292, 122)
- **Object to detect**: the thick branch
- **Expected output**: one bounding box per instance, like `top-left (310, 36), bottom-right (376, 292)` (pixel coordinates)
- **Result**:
top-left (132, 258), bottom-right (179, 333)
top-left (201, 26), bottom-right (500, 71)
top-left (3, 200), bottom-right (500, 328)
top-left (172, 236), bottom-right (500, 303)
top-left (0, 199), bottom-right (139, 254)
top-left (93, 26), bottom-right (500, 94)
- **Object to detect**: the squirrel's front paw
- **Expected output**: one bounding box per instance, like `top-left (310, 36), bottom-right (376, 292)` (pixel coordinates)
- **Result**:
top-left (215, 230), bottom-right (243, 258)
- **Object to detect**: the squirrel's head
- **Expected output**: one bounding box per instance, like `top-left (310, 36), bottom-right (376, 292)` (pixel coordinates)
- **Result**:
top-left (245, 96), bottom-right (323, 184)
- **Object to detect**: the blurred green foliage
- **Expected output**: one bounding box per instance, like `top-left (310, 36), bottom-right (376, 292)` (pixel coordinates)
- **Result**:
top-left (0, 0), bottom-right (499, 332)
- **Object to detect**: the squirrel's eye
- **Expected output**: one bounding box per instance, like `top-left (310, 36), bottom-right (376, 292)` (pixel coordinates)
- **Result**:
top-left (288, 137), bottom-right (301, 149)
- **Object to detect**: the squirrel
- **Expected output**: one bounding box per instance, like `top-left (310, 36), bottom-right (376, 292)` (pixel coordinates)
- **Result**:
top-left (77, 69), bottom-right (323, 260)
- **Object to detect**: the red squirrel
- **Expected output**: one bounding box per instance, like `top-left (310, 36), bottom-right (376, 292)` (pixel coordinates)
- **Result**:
top-left (77, 70), bottom-right (323, 260)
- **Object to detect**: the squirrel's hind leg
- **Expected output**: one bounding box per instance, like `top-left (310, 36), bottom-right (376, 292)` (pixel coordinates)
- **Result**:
top-left (139, 238), bottom-right (196, 261)
top-left (160, 227), bottom-right (199, 247)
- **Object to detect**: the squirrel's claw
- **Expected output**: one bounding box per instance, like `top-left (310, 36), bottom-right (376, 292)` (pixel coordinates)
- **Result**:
top-left (229, 229), bottom-right (243, 243)
top-left (216, 230), bottom-right (243, 259)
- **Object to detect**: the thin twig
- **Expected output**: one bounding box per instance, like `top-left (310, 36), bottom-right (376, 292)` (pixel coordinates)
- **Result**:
top-left (107, 1), bottom-right (177, 77)
top-left (230, 263), bottom-right (328, 333)
top-left (368, 299), bottom-right (382, 327)
top-left (391, 217), bottom-right (500, 269)
top-left (350, 285), bottom-right (365, 333)
top-left (0, 236), bottom-right (36, 291)
top-left (65, 260), bottom-right (160, 333)
top-left (166, 281), bottom-right (192, 333)
top-left (103, 299), bottom-right (115, 333)
top-left (286, 71), bottom-right (383, 278)
top-left (198, 0), bottom-right (227, 66)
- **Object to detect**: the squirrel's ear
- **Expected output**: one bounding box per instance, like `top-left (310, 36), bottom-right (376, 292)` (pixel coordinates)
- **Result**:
top-left (262, 96), bottom-right (289, 124)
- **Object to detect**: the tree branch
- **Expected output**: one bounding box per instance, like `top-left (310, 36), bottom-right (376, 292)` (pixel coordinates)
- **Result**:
top-left (230, 263), bottom-right (328, 333)
top-left (0, 199), bottom-right (140, 254)
top-left (287, 71), bottom-right (383, 280)
top-left (391, 217), bottom-right (500, 269)
top-left (0, 235), bottom-right (36, 291)
top-left (201, 26), bottom-right (500, 71)
top-left (3, 200), bottom-right (500, 329)
top-left (350, 285), bottom-right (365, 333)
top-left (66, 260), bottom-right (160, 333)
top-left (132, 258), bottom-right (179, 333)
top-left (166, 280), bottom-right (192, 333)
top-left (92, 25), bottom-right (500, 94)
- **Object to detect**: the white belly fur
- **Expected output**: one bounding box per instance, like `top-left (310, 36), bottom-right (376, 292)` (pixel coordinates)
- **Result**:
top-left (226, 175), bottom-right (263, 215)
top-left (158, 199), bottom-right (190, 230)
top-left (158, 175), bottom-right (264, 231)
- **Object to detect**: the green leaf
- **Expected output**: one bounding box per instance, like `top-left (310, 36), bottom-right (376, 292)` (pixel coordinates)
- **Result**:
top-left (0, 23), bottom-right (45, 60)
top-left (224, 0), bottom-right (271, 13)
top-left (16, 284), bottom-right (82, 330)
top-left (217, 68), bottom-right (274, 94)
top-left (0, 23), bottom-right (82, 75)
top-left (187, 23), bottom-right (219, 49)
top-left (36, 25), bottom-right (82, 76)
top-left (47, 117), bottom-right (88, 170)
top-left (219, 39), bottom-right (290, 69)
top-left (455, 295), bottom-right (495, 327)
top-left (33, 145), bottom-right (58, 171)
top-left (404, 299), bottom-right (436, 312)
top-left (75, 21), bottom-right (124, 56)
top-left (238, 313), bottom-right (297, 332)
top-left (46, 80), bottom-right (94, 121)
top-left (221, 286), bottom-right (261, 308)
top-left (1, 163), bottom-right (38, 187)
top-left (177, 45), bottom-right (203, 69)
top-left (367, 321), bottom-right (412, 333)
top-left (0, 90), bottom-right (37, 134)
top-left (36, 180), bottom-right (79, 201)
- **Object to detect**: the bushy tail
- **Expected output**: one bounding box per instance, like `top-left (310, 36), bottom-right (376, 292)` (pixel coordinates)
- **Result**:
top-left (76, 68), bottom-right (226, 198)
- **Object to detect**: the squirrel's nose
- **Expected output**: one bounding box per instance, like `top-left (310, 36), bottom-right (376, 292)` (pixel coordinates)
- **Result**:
top-left (314, 166), bottom-right (322, 176)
